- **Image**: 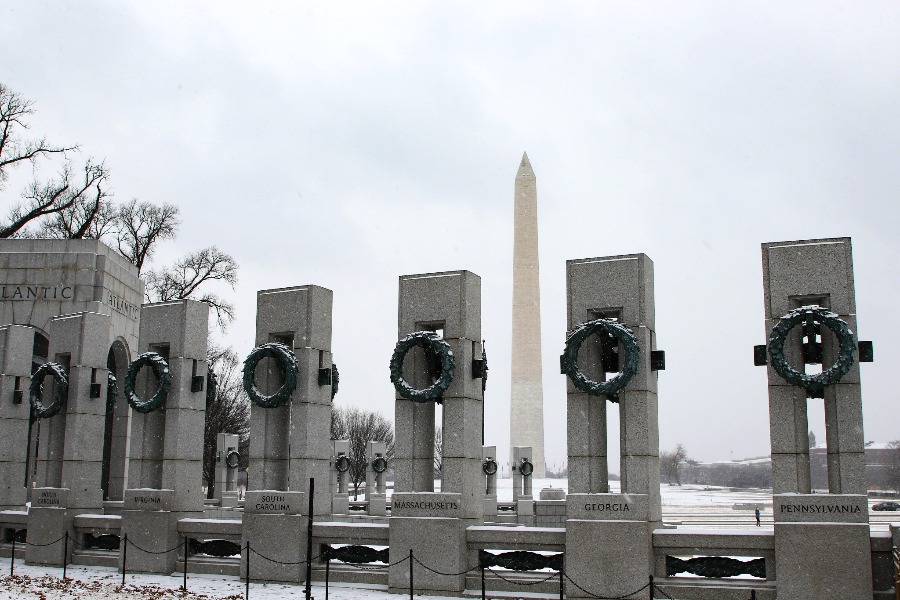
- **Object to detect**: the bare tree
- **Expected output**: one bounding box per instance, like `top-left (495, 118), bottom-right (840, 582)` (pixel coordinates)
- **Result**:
top-left (660, 443), bottom-right (689, 485)
top-left (0, 83), bottom-right (74, 185)
top-left (144, 246), bottom-right (238, 330)
top-left (114, 198), bottom-right (180, 272)
top-left (34, 160), bottom-right (114, 239)
top-left (331, 404), bottom-right (394, 500)
top-left (203, 343), bottom-right (250, 499)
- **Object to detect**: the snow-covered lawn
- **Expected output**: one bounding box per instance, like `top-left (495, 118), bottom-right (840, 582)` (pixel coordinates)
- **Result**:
top-left (1, 563), bottom-right (449, 600)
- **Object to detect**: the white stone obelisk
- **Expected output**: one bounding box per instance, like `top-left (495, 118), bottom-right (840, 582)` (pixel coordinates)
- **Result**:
top-left (510, 152), bottom-right (546, 478)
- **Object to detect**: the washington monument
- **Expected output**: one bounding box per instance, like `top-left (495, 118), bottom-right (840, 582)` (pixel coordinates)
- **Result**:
top-left (510, 152), bottom-right (546, 478)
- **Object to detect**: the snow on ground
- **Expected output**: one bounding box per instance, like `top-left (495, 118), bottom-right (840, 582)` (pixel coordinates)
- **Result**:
top-left (0, 563), bottom-right (448, 600)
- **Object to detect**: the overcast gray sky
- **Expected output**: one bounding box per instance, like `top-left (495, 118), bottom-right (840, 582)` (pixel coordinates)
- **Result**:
top-left (3, 2), bottom-right (899, 471)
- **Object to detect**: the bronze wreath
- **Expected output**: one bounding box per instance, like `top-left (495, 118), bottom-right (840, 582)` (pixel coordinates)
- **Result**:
top-left (372, 456), bottom-right (388, 474)
top-left (124, 352), bottom-right (171, 414)
top-left (225, 450), bottom-right (241, 469)
top-left (768, 305), bottom-right (856, 393)
top-left (561, 318), bottom-right (641, 400)
top-left (30, 362), bottom-right (69, 419)
top-left (482, 459), bottom-right (498, 476)
top-left (242, 342), bottom-right (298, 408)
top-left (389, 331), bottom-right (455, 402)
top-left (335, 455), bottom-right (351, 473)
top-left (518, 459), bottom-right (534, 477)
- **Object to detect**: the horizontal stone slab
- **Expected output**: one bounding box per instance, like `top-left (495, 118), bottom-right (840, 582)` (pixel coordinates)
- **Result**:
top-left (124, 489), bottom-right (174, 511)
top-left (567, 493), bottom-right (649, 520)
top-left (773, 494), bottom-right (868, 523)
top-left (244, 491), bottom-right (305, 515)
top-left (32, 487), bottom-right (69, 509)
top-left (390, 493), bottom-right (462, 518)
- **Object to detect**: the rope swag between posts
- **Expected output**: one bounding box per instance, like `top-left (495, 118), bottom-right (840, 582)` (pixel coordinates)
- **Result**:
top-left (390, 331), bottom-right (455, 402)
top-left (29, 362), bottom-right (68, 419)
top-left (768, 305), bottom-right (856, 393)
top-left (561, 319), bottom-right (640, 400)
top-left (124, 352), bottom-right (171, 414)
top-left (242, 342), bottom-right (298, 408)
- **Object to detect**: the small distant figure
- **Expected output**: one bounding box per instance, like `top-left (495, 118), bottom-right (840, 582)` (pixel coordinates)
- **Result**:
top-left (755, 507), bottom-right (761, 526)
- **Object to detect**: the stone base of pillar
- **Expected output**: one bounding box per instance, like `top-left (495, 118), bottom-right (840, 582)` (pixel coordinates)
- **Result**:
top-left (26, 502), bottom-right (73, 566)
top-left (388, 516), bottom-right (468, 594)
top-left (332, 495), bottom-right (349, 515)
top-left (773, 493), bottom-right (872, 599)
top-left (240, 490), bottom-right (306, 584)
top-left (565, 519), bottom-right (653, 600)
top-left (367, 493), bottom-right (386, 517)
top-left (482, 494), bottom-right (497, 519)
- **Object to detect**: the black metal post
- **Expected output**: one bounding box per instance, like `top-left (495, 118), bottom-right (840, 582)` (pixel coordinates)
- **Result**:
top-left (305, 477), bottom-right (314, 600)
top-left (325, 559), bottom-right (330, 600)
top-left (182, 537), bottom-right (188, 591)
top-left (62, 532), bottom-right (68, 580)
top-left (481, 565), bottom-right (485, 599)
top-left (121, 534), bottom-right (127, 585)
top-left (409, 549), bottom-right (413, 600)
top-left (559, 566), bottom-right (564, 600)
top-left (10, 533), bottom-right (15, 576)
top-left (245, 542), bottom-right (250, 600)
top-left (751, 590), bottom-right (756, 600)
top-left (649, 574), bottom-right (654, 599)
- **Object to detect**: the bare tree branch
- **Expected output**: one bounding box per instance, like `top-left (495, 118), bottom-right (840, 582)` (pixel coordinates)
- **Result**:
top-left (114, 199), bottom-right (180, 271)
top-left (0, 83), bottom-right (75, 188)
top-left (34, 159), bottom-right (114, 240)
top-left (144, 246), bottom-right (238, 330)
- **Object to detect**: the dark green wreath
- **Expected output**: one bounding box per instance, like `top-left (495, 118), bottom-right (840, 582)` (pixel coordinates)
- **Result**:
top-left (389, 331), bottom-right (455, 402)
top-left (372, 456), bottom-right (388, 474)
top-left (331, 362), bottom-right (340, 399)
top-left (125, 352), bottom-right (172, 414)
top-left (482, 459), bottom-right (498, 476)
top-left (225, 450), bottom-right (241, 469)
top-left (518, 459), bottom-right (534, 477)
top-left (768, 305), bottom-right (856, 393)
top-left (335, 455), bottom-right (351, 473)
top-left (242, 342), bottom-right (298, 408)
top-left (561, 318), bottom-right (641, 399)
top-left (206, 370), bottom-right (218, 407)
top-left (30, 362), bottom-right (69, 419)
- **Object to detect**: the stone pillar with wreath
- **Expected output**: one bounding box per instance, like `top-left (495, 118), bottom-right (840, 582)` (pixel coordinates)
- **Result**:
top-left (758, 237), bottom-right (873, 599)
top-left (388, 270), bottom-right (485, 594)
top-left (0, 325), bottom-right (36, 511)
top-left (120, 298), bottom-right (209, 574)
top-left (26, 311), bottom-right (113, 566)
top-left (240, 284), bottom-right (334, 583)
top-left (562, 253), bottom-right (663, 600)
top-left (366, 440), bottom-right (388, 516)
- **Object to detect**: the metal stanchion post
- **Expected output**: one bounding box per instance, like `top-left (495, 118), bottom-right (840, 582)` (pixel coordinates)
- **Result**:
top-left (10, 533), bottom-right (15, 576)
top-left (751, 590), bottom-right (756, 600)
top-left (245, 542), bottom-right (250, 600)
top-left (649, 574), bottom-right (654, 599)
top-left (409, 549), bottom-right (413, 600)
top-left (559, 566), bottom-right (564, 600)
top-left (182, 537), bottom-right (188, 591)
top-left (121, 534), bottom-right (127, 586)
top-left (325, 559), bottom-right (330, 600)
top-left (63, 532), bottom-right (68, 580)
top-left (481, 565), bottom-right (486, 599)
